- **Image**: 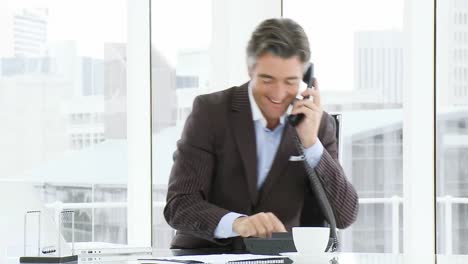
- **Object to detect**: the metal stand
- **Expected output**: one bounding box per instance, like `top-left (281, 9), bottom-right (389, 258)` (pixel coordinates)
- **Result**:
top-left (20, 210), bottom-right (78, 264)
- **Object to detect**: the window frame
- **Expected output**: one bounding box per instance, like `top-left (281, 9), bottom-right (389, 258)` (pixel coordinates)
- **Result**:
top-left (127, 0), bottom-right (152, 247)
top-left (402, 0), bottom-right (435, 258)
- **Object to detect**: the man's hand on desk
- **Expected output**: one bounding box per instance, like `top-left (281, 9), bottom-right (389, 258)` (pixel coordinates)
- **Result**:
top-left (233, 212), bottom-right (287, 238)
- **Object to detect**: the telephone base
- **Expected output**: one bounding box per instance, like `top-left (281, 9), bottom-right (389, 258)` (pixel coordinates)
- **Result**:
top-left (243, 232), bottom-right (296, 255)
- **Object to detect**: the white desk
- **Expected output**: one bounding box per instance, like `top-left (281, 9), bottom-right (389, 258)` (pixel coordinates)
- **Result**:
top-left (8, 252), bottom-right (468, 264)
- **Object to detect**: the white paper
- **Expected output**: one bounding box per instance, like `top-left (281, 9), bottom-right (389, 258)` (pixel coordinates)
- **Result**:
top-left (138, 254), bottom-right (287, 264)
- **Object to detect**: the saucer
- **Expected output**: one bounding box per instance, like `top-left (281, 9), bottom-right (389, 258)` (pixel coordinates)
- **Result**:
top-left (279, 252), bottom-right (339, 263)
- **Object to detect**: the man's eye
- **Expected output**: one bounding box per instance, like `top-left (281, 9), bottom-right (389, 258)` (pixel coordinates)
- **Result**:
top-left (262, 79), bottom-right (273, 84)
top-left (286, 80), bottom-right (298, 86)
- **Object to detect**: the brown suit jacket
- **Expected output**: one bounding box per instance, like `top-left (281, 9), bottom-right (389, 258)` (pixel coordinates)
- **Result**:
top-left (164, 82), bottom-right (358, 249)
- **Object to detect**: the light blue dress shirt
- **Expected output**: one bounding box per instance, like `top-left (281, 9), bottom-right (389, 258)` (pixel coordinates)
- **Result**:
top-left (213, 84), bottom-right (324, 238)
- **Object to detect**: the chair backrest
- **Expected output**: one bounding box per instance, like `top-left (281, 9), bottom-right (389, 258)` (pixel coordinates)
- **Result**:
top-left (330, 113), bottom-right (343, 164)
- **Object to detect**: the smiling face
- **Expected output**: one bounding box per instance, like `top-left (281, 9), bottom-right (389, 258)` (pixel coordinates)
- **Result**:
top-left (250, 52), bottom-right (304, 129)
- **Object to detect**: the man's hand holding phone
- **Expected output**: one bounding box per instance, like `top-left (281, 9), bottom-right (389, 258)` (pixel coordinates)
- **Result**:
top-left (232, 212), bottom-right (287, 238)
top-left (290, 78), bottom-right (323, 148)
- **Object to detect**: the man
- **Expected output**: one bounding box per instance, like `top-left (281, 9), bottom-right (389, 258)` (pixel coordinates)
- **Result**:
top-left (164, 18), bottom-right (358, 250)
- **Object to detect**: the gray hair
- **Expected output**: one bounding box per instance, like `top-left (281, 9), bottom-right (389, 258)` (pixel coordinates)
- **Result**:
top-left (246, 18), bottom-right (311, 72)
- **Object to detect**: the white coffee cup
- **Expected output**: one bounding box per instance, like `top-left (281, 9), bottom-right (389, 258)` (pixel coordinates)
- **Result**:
top-left (292, 227), bottom-right (330, 255)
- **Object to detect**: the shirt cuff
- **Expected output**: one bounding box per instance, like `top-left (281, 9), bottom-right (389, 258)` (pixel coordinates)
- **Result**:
top-left (304, 138), bottom-right (324, 168)
top-left (214, 212), bottom-right (246, 239)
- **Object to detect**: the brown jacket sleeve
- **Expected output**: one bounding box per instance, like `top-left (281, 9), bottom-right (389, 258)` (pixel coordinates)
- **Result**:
top-left (163, 95), bottom-right (229, 242)
top-left (314, 113), bottom-right (359, 229)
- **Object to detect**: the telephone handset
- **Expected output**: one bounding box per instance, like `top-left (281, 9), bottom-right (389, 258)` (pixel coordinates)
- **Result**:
top-left (288, 62), bottom-right (339, 252)
top-left (287, 62), bottom-right (314, 127)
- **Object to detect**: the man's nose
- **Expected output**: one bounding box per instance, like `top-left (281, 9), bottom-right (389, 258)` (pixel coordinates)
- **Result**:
top-left (269, 83), bottom-right (288, 101)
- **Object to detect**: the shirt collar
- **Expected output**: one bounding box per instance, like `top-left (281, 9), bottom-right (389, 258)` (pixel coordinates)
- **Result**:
top-left (248, 81), bottom-right (292, 128)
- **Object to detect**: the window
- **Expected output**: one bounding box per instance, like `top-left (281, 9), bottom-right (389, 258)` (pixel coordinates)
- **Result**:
top-left (149, 0), bottom-right (434, 253)
top-left (0, 0), bottom-right (152, 261)
top-left (0, 0), bottom-right (438, 258)
top-left (437, 0), bottom-right (468, 254)
top-left (150, 0), bottom-right (281, 249)
top-left (284, 0), bottom-right (406, 253)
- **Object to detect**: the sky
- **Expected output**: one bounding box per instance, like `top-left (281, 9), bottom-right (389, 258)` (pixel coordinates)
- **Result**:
top-left (151, 0), bottom-right (212, 65)
top-left (151, 0), bottom-right (405, 92)
top-left (5, 0), bottom-right (127, 58)
top-left (284, 0), bottom-right (405, 91)
top-left (3, 0), bottom-right (404, 91)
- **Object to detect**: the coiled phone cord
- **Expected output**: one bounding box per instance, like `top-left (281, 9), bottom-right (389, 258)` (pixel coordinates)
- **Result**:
top-left (292, 128), bottom-right (339, 252)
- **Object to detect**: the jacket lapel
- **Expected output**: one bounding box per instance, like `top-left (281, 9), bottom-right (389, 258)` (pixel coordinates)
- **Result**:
top-left (230, 83), bottom-right (259, 204)
top-left (258, 123), bottom-right (298, 204)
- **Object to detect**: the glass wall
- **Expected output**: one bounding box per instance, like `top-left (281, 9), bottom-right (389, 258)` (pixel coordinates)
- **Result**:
top-left (150, 0), bottom-right (281, 249)
top-left (0, 0), bottom-right (131, 260)
top-left (150, 0), bottom-right (422, 253)
top-left (0, 0), bottom-right (439, 257)
top-left (436, 0), bottom-right (468, 255)
top-left (283, 0), bottom-right (405, 253)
